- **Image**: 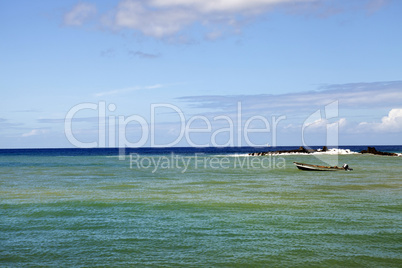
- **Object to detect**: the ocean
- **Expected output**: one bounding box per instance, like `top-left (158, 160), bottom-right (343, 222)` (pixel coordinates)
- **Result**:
top-left (1, 146), bottom-right (401, 267)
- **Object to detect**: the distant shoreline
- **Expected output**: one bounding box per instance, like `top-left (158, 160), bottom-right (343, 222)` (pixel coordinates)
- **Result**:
top-left (248, 146), bottom-right (400, 157)
top-left (0, 145), bottom-right (401, 156)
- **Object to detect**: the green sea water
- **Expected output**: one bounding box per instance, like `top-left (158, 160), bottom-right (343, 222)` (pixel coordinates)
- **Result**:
top-left (1, 152), bottom-right (401, 267)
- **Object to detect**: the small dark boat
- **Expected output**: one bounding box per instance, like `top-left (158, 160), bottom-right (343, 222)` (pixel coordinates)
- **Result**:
top-left (293, 162), bottom-right (352, 171)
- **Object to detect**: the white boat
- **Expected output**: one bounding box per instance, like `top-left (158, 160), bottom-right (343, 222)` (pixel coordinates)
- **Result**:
top-left (293, 162), bottom-right (352, 171)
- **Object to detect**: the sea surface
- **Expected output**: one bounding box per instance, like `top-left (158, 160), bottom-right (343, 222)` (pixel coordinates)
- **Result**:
top-left (1, 146), bottom-right (401, 267)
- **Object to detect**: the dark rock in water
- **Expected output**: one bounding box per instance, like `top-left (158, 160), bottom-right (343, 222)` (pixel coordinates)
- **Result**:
top-left (249, 146), bottom-right (328, 156)
top-left (360, 147), bottom-right (397, 156)
top-left (298, 146), bottom-right (306, 152)
top-left (297, 146), bottom-right (316, 153)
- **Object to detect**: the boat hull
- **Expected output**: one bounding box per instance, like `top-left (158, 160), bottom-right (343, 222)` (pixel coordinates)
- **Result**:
top-left (293, 162), bottom-right (347, 171)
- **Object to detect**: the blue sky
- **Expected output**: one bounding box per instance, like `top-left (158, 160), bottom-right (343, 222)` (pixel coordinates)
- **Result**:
top-left (1, 0), bottom-right (401, 148)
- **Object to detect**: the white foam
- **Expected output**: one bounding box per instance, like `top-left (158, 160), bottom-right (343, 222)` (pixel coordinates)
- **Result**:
top-left (243, 148), bottom-right (359, 156)
top-left (219, 153), bottom-right (250, 157)
top-left (311, 148), bottom-right (358, 155)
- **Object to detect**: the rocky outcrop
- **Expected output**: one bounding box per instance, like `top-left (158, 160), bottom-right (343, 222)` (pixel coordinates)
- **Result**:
top-left (359, 147), bottom-right (398, 156)
top-left (249, 146), bottom-right (321, 156)
top-left (248, 146), bottom-right (399, 157)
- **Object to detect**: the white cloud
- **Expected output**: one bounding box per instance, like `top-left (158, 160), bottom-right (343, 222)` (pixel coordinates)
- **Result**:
top-left (149, 0), bottom-right (305, 13)
top-left (113, 0), bottom-right (197, 37)
top-left (177, 81), bottom-right (402, 139)
top-left (64, 3), bottom-right (97, 26)
top-left (94, 84), bottom-right (164, 97)
top-left (22, 129), bottom-right (49, 137)
top-left (301, 117), bottom-right (347, 132)
top-left (338, 118), bottom-right (348, 129)
top-left (110, 0), bottom-right (319, 37)
top-left (281, 109), bottom-right (402, 136)
top-left (358, 108), bottom-right (402, 133)
top-left (305, 118), bottom-right (329, 128)
top-left (365, 0), bottom-right (389, 14)
top-left (64, 0), bottom-right (390, 39)
top-left (205, 30), bottom-right (223, 40)
top-left (100, 48), bottom-right (116, 57)
top-left (128, 50), bottom-right (160, 59)
top-left (179, 81), bottom-right (402, 115)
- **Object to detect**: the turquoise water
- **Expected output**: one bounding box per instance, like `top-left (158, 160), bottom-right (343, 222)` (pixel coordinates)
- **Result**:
top-left (1, 150), bottom-right (401, 267)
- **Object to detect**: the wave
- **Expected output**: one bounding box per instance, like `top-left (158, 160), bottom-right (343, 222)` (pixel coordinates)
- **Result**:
top-left (311, 148), bottom-right (358, 155)
top-left (218, 153), bottom-right (250, 157)
top-left (236, 148), bottom-right (359, 157)
top-left (264, 150), bottom-right (358, 156)
top-left (102, 148), bottom-right (399, 158)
